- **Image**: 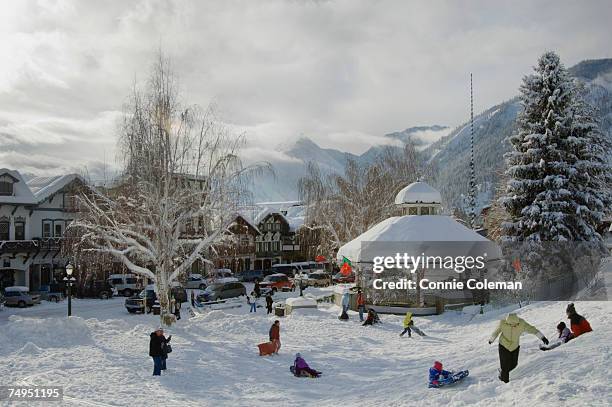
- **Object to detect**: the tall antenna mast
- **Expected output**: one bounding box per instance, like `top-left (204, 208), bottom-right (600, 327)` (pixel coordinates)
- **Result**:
top-left (469, 73), bottom-right (476, 229)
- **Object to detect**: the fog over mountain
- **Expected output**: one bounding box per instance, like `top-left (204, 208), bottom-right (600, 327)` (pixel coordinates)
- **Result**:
top-left (254, 59), bottom-right (612, 209)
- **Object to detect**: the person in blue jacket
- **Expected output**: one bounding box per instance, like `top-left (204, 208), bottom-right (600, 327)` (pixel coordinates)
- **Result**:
top-left (428, 361), bottom-right (451, 387)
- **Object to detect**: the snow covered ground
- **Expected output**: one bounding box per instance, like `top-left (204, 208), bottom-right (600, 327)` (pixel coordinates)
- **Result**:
top-left (1, 287), bottom-right (610, 406)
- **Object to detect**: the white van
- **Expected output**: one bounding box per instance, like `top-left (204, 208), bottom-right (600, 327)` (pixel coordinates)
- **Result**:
top-left (107, 274), bottom-right (141, 297)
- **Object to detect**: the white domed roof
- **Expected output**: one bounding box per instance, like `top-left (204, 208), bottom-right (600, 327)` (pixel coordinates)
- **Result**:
top-left (394, 181), bottom-right (441, 204)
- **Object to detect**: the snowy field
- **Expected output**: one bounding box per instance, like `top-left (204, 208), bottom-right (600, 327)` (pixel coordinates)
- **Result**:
top-left (1, 286), bottom-right (611, 406)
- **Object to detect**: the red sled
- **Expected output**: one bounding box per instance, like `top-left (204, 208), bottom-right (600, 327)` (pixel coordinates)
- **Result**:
top-left (258, 341), bottom-right (279, 356)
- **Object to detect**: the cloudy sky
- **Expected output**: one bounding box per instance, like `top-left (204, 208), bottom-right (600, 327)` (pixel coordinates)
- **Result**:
top-left (1, 0), bottom-right (611, 179)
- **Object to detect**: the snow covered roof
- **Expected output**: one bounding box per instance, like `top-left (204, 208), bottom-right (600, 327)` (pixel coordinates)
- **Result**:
top-left (0, 169), bottom-right (87, 205)
top-left (337, 215), bottom-right (501, 263)
top-left (0, 169), bottom-right (36, 204)
top-left (27, 174), bottom-right (85, 203)
top-left (394, 181), bottom-right (442, 204)
top-left (254, 202), bottom-right (305, 232)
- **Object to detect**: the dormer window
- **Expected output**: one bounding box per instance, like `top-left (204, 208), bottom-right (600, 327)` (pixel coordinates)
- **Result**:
top-left (0, 181), bottom-right (13, 196)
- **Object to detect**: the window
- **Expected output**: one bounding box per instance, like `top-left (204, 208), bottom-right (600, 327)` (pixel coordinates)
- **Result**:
top-left (0, 221), bottom-right (9, 240)
top-left (42, 221), bottom-right (52, 238)
top-left (408, 207), bottom-right (418, 215)
top-left (54, 222), bottom-right (63, 237)
top-left (0, 181), bottom-right (13, 196)
top-left (111, 278), bottom-right (123, 285)
top-left (125, 278), bottom-right (137, 284)
top-left (420, 207), bottom-right (430, 215)
top-left (14, 222), bottom-right (25, 240)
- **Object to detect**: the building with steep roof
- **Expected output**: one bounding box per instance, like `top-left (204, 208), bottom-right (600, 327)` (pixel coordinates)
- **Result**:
top-left (0, 169), bottom-right (88, 290)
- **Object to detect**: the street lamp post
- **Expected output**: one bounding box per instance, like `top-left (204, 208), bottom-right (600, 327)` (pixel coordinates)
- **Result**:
top-left (63, 263), bottom-right (76, 317)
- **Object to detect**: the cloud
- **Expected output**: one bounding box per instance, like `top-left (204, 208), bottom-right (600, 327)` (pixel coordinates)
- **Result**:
top-left (0, 0), bottom-right (611, 176)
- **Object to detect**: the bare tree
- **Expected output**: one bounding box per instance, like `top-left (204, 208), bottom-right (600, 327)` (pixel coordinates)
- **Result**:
top-left (73, 54), bottom-right (265, 325)
top-left (298, 143), bottom-right (428, 259)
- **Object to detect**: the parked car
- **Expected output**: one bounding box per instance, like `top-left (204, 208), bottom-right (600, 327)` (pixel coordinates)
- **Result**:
top-left (304, 271), bottom-right (331, 287)
top-left (38, 283), bottom-right (64, 302)
top-left (125, 288), bottom-right (157, 314)
top-left (206, 269), bottom-right (237, 284)
top-left (197, 282), bottom-right (246, 302)
top-left (333, 271), bottom-right (356, 284)
top-left (259, 273), bottom-right (295, 292)
top-left (81, 280), bottom-right (115, 299)
top-left (238, 269), bottom-right (264, 282)
top-left (107, 274), bottom-right (141, 297)
top-left (125, 285), bottom-right (187, 314)
top-left (270, 264), bottom-right (300, 277)
top-left (3, 286), bottom-right (40, 307)
top-left (185, 274), bottom-right (207, 289)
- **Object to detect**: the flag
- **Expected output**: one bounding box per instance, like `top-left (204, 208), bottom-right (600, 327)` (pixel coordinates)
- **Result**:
top-left (340, 262), bottom-right (352, 276)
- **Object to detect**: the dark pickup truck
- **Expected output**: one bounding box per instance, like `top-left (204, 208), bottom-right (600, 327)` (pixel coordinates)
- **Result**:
top-left (125, 287), bottom-right (187, 314)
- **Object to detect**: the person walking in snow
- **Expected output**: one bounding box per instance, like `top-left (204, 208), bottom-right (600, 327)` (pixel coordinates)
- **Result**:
top-left (254, 279), bottom-right (261, 298)
top-left (540, 321), bottom-right (573, 351)
top-left (341, 291), bottom-right (350, 313)
top-left (356, 289), bottom-right (366, 322)
top-left (400, 312), bottom-right (426, 337)
top-left (489, 313), bottom-right (548, 383)
top-left (248, 292), bottom-right (257, 313)
top-left (265, 293), bottom-right (274, 314)
top-left (173, 298), bottom-right (182, 321)
top-left (269, 320), bottom-right (281, 353)
top-left (566, 303), bottom-right (592, 338)
top-left (149, 327), bottom-right (171, 376)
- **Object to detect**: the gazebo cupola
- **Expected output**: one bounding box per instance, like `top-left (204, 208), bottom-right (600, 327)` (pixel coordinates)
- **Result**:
top-left (394, 181), bottom-right (442, 216)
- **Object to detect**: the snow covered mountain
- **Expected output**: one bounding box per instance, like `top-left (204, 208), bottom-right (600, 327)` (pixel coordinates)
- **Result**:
top-left (251, 58), bottom-right (612, 206)
top-left (251, 126), bottom-right (449, 201)
top-left (427, 58), bottom-right (612, 211)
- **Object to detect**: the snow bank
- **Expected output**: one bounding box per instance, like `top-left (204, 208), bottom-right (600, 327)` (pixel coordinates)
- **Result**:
top-left (0, 316), bottom-right (92, 353)
top-left (285, 297), bottom-right (317, 307)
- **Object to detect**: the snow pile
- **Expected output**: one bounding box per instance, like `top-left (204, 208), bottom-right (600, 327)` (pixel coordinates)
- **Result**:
top-left (1, 292), bottom-right (610, 406)
top-left (285, 297), bottom-right (317, 307)
top-left (0, 316), bottom-right (92, 352)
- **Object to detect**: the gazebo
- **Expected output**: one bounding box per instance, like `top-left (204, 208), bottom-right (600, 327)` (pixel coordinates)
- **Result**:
top-left (336, 181), bottom-right (501, 314)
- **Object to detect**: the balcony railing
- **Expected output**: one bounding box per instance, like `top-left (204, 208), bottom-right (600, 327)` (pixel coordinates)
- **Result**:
top-left (0, 240), bottom-right (39, 253)
top-left (0, 237), bottom-right (67, 253)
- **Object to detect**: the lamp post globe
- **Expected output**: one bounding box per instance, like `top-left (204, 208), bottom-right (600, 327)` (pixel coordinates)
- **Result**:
top-left (66, 263), bottom-right (74, 276)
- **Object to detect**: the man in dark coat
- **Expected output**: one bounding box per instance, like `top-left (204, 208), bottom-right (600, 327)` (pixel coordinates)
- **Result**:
top-left (265, 293), bottom-right (274, 314)
top-left (149, 328), bottom-right (171, 375)
top-left (254, 279), bottom-right (261, 298)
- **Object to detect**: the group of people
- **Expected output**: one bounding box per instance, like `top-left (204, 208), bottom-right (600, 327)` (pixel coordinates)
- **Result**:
top-left (488, 303), bottom-right (592, 383)
top-left (247, 289), bottom-right (274, 314)
top-left (150, 287), bottom-right (594, 385)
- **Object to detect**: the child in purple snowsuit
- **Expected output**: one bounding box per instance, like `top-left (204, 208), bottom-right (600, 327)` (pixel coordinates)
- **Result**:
top-left (293, 353), bottom-right (321, 377)
top-left (428, 361), bottom-right (452, 387)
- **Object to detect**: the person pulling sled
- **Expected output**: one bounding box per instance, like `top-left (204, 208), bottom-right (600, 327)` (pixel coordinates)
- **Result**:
top-left (290, 353), bottom-right (322, 378)
top-left (489, 313), bottom-right (548, 383)
top-left (428, 361), bottom-right (469, 388)
top-left (400, 312), bottom-right (425, 337)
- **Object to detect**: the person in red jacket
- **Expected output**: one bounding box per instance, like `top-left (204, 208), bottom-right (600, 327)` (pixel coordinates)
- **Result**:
top-left (356, 289), bottom-right (366, 322)
top-left (566, 303), bottom-right (592, 337)
top-left (269, 320), bottom-right (281, 353)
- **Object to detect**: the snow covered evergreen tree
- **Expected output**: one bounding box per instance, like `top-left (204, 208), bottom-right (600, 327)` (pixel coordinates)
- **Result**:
top-left (502, 51), bottom-right (609, 242)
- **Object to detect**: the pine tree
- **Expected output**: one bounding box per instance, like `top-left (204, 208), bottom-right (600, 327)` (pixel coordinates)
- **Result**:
top-left (502, 51), bottom-right (578, 242)
top-left (567, 84), bottom-right (611, 240)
